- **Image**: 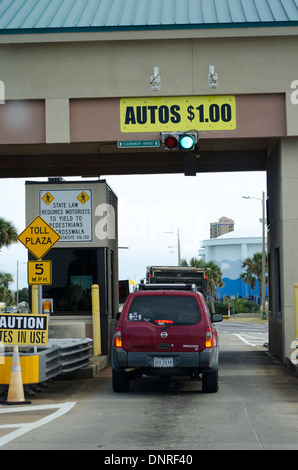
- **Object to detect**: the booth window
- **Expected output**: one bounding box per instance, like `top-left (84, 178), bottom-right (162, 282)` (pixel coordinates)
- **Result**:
top-left (40, 249), bottom-right (97, 314)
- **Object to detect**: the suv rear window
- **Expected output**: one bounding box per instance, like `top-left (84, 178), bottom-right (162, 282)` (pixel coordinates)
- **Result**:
top-left (127, 295), bottom-right (201, 324)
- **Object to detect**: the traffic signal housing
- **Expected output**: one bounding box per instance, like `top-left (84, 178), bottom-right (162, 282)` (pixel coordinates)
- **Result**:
top-left (119, 280), bottom-right (130, 303)
top-left (161, 131), bottom-right (198, 151)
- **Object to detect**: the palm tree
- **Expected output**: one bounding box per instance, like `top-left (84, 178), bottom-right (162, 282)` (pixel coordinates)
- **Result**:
top-left (0, 218), bottom-right (18, 306)
top-left (0, 217), bottom-right (18, 250)
top-left (0, 271), bottom-right (14, 305)
top-left (240, 252), bottom-right (268, 301)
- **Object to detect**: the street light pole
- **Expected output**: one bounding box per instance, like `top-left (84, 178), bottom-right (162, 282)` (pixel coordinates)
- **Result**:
top-left (242, 192), bottom-right (267, 319)
top-left (261, 190), bottom-right (266, 319)
top-left (177, 229), bottom-right (181, 267)
top-left (16, 260), bottom-right (27, 306)
top-left (164, 229), bottom-right (181, 266)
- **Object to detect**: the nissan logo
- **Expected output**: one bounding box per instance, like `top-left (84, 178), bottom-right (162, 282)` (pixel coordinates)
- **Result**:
top-left (160, 331), bottom-right (168, 338)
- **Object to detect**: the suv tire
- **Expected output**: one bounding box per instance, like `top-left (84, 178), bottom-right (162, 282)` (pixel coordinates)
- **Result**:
top-left (112, 369), bottom-right (129, 393)
top-left (202, 369), bottom-right (218, 393)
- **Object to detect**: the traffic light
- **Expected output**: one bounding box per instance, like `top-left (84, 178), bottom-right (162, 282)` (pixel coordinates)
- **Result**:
top-left (161, 131), bottom-right (198, 151)
top-left (119, 280), bottom-right (129, 303)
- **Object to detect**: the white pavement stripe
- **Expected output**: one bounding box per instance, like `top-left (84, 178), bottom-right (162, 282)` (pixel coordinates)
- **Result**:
top-left (0, 401), bottom-right (76, 448)
top-left (233, 333), bottom-right (267, 346)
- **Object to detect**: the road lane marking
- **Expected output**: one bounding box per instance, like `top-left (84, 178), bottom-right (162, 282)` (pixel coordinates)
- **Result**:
top-left (233, 333), bottom-right (267, 347)
top-left (0, 402), bottom-right (76, 448)
top-left (243, 403), bottom-right (263, 449)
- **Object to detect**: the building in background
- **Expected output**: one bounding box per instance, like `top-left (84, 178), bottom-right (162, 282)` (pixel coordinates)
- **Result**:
top-left (199, 225), bottom-right (267, 301)
top-left (210, 217), bottom-right (234, 238)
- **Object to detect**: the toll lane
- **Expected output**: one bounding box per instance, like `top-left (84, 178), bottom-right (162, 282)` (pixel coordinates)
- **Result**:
top-left (1, 326), bottom-right (298, 450)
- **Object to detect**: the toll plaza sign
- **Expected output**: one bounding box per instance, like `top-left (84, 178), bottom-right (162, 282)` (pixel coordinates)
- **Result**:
top-left (120, 95), bottom-right (236, 133)
top-left (0, 314), bottom-right (48, 346)
top-left (39, 189), bottom-right (92, 242)
top-left (18, 216), bottom-right (60, 259)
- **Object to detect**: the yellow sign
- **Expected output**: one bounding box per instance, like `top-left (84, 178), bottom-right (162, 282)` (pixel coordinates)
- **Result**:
top-left (27, 260), bottom-right (52, 285)
top-left (77, 191), bottom-right (90, 204)
top-left (0, 314), bottom-right (48, 346)
top-left (120, 95), bottom-right (236, 133)
top-left (41, 192), bottom-right (54, 205)
top-left (18, 216), bottom-right (60, 259)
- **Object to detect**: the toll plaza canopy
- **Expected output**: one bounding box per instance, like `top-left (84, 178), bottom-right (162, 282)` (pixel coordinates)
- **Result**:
top-left (1, 0), bottom-right (298, 367)
top-left (0, 0), bottom-right (297, 31)
top-left (0, 0), bottom-right (297, 177)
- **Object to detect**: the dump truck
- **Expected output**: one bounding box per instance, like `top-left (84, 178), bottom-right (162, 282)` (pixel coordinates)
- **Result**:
top-left (146, 266), bottom-right (208, 298)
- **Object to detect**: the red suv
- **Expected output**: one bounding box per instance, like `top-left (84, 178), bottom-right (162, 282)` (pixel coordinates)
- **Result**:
top-left (112, 284), bottom-right (222, 393)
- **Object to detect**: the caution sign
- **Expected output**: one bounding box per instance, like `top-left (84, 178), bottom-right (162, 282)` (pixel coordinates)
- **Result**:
top-left (18, 216), bottom-right (60, 259)
top-left (0, 314), bottom-right (48, 346)
top-left (27, 260), bottom-right (52, 285)
top-left (120, 95), bottom-right (236, 133)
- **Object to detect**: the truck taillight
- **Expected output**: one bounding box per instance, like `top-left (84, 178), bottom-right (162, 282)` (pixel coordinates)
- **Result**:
top-left (114, 329), bottom-right (122, 348)
top-left (205, 328), bottom-right (212, 348)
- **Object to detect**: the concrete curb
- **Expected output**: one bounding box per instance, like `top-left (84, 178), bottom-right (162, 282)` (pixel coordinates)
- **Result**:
top-left (57, 355), bottom-right (109, 380)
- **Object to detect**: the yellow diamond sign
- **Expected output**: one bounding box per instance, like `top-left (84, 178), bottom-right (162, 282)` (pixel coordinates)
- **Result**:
top-left (18, 216), bottom-right (61, 259)
top-left (77, 191), bottom-right (90, 204)
top-left (41, 192), bottom-right (54, 205)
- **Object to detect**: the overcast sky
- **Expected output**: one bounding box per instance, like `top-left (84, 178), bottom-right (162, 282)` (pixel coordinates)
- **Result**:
top-left (0, 171), bottom-right (266, 291)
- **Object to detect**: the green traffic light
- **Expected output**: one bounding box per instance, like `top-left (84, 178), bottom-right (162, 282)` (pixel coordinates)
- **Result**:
top-left (179, 135), bottom-right (195, 149)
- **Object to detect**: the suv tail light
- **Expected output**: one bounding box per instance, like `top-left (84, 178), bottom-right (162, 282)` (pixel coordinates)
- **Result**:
top-left (114, 329), bottom-right (122, 348)
top-left (205, 327), bottom-right (212, 348)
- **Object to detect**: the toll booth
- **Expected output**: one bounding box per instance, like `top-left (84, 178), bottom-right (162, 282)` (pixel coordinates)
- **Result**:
top-left (25, 179), bottom-right (118, 356)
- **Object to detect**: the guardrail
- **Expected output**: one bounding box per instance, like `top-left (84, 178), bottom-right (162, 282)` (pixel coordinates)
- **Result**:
top-left (0, 338), bottom-right (93, 385)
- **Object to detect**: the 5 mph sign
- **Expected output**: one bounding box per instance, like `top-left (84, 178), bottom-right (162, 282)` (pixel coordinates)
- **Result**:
top-left (27, 260), bottom-right (52, 285)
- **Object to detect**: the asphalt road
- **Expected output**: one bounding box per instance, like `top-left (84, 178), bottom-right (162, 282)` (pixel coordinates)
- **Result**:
top-left (1, 321), bottom-right (298, 452)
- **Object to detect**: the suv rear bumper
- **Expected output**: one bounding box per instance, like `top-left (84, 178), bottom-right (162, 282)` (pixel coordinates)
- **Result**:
top-left (112, 347), bottom-right (218, 374)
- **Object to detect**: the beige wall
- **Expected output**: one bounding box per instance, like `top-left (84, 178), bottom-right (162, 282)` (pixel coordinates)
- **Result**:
top-left (279, 138), bottom-right (298, 360)
top-left (1, 34), bottom-right (297, 100)
top-left (0, 29), bottom-right (296, 144)
top-left (267, 138), bottom-right (298, 362)
top-left (0, 30), bottom-right (296, 144)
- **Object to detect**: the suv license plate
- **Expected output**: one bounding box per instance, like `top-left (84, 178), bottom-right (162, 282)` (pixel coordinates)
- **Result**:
top-left (154, 357), bottom-right (173, 368)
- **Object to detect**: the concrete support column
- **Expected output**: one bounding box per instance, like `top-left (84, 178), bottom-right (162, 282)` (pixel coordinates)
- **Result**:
top-left (45, 99), bottom-right (70, 144)
top-left (268, 137), bottom-right (298, 362)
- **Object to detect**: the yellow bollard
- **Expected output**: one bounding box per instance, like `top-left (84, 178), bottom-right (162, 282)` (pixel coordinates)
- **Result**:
top-left (32, 285), bottom-right (39, 314)
top-left (91, 284), bottom-right (101, 356)
top-left (294, 283), bottom-right (298, 340)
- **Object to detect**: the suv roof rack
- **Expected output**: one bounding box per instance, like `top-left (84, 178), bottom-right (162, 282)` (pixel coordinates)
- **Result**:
top-left (134, 283), bottom-right (198, 292)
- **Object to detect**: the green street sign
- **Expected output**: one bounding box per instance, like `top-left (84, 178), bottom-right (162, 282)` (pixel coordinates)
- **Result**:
top-left (117, 140), bottom-right (160, 148)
